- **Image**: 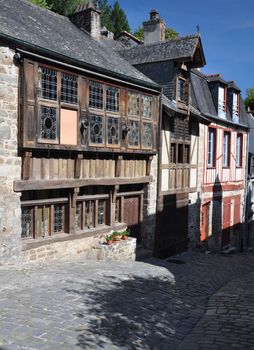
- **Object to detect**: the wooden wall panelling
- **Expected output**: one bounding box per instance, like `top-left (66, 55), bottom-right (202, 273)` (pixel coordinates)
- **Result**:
top-left (116, 155), bottom-right (123, 177)
top-left (22, 151), bottom-right (32, 180)
top-left (74, 154), bottom-right (83, 179)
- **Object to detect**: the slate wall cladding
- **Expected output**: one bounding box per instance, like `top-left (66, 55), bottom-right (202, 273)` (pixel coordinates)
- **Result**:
top-left (0, 47), bottom-right (22, 263)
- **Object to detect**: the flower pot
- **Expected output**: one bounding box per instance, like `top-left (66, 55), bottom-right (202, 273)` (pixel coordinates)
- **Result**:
top-left (122, 235), bottom-right (128, 240)
top-left (113, 235), bottom-right (122, 241)
top-left (106, 240), bottom-right (113, 245)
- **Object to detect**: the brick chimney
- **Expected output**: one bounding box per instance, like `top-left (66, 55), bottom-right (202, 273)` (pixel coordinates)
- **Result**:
top-left (143, 9), bottom-right (165, 45)
top-left (70, 2), bottom-right (101, 39)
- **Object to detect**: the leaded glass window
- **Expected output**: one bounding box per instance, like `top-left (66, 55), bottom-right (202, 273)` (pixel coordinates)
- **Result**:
top-left (89, 80), bottom-right (103, 109)
top-left (106, 86), bottom-right (120, 112)
top-left (38, 66), bottom-right (57, 101)
top-left (61, 73), bottom-right (78, 104)
top-left (21, 208), bottom-right (33, 238)
top-left (129, 121), bottom-right (140, 146)
top-left (128, 91), bottom-right (140, 116)
top-left (141, 95), bottom-right (152, 119)
top-left (75, 202), bottom-right (82, 230)
top-left (54, 205), bottom-right (64, 233)
top-left (108, 117), bottom-right (119, 145)
top-left (90, 115), bottom-right (103, 144)
top-left (184, 145), bottom-right (190, 163)
top-left (170, 143), bottom-right (176, 163)
top-left (142, 123), bottom-right (152, 148)
top-left (39, 106), bottom-right (57, 141)
top-left (98, 200), bottom-right (106, 225)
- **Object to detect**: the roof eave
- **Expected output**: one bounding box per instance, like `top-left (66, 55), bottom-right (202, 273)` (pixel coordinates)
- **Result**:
top-left (0, 32), bottom-right (161, 93)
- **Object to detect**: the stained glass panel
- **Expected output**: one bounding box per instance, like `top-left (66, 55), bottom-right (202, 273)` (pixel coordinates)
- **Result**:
top-left (141, 95), bottom-right (152, 119)
top-left (90, 115), bottom-right (103, 144)
top-left (89, 80), bottom-right (103, 109)
top-left (107, 117), bottom-right (119, 145)
top-left (61, 73), bottom-right (78, 104)
top-left (54, 205), bottom-right (64, 233)
top-left (98, 200), bottom-right (106, 225)
top-left (128, 91), bottom-right (140, 116)
top-left (129, 121), bottom-right (140, 146)
top-left (39, 106), bottom-right (57, 141)
top-left (106, 86), bottom-right (120, 112)
top-left (21, 208), bottom-right (33, 238)
top-left (38, 66), bottom-right (57, 101)
top-left (142, 123), bottom-right (152, 148)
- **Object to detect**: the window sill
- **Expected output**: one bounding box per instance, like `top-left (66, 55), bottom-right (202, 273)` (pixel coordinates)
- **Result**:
top-left (22, 223), bottom-right (127, 252)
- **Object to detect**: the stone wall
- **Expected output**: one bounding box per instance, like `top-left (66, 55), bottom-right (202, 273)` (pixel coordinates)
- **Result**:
top-left (0, 46), bottom-right (22, 264)
top-left (22, 234), bottom-right (136, 262)
top-left (142, 155), bottom-right (158, 251)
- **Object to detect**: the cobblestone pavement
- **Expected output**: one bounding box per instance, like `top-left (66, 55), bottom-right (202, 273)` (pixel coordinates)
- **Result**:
top-left (0, 251), bottom-right (254, 350)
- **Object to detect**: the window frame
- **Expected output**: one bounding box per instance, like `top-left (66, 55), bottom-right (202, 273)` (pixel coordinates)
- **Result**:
top-left (236, 133), bottom-right (243, 168)
top-left (232, 92), bottom-right (240, 118)
top-left (207, 127), bottom-right (217, 168)
top-left (223, 130), bottom-right (231, 168)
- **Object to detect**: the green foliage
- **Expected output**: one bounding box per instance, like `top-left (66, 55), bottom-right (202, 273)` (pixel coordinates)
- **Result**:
top-left (30, 0), bottom-right (51, 9)
top-left (133, 26), bottom-right (178, 42)
top-left (46, 0), bottom-right (85, 16)
top-left (245, 88), bottom-right (254, 111)
top-left (110, 1), bottom-right (130, 38)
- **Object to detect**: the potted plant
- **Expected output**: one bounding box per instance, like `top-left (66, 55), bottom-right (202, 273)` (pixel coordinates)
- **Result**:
top-left (112, 231), bottom-right (122, 241)
top-left (121, 229), bottom-right (130, 240)
top-left (105, 234), bottom-right (113, 245)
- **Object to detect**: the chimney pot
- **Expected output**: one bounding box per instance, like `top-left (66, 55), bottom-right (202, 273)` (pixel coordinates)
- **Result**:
top-left (150, 9), bottom-right (159, 20)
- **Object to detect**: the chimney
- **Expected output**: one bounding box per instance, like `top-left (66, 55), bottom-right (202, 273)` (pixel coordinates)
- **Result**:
top-left (70, 2), bottom-right (101, 39)
top-left (143, 9), bottom-right (165, 45)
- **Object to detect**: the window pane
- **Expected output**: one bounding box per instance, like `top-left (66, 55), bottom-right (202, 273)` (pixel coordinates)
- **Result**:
top-left (108, 117), bottom-right (119, 145)
top-left (54, 205), bottom-right (64, 233)
top-left (129, 120), bottom-right (140, 146)
top-left (98, 200), bottom-right (106, 225)
top-left (223, 132), bottom-right (230, 167)
top-left (61, 73), bottom-right (78, 104)
top-left (141, 95), bottom-right (152, 119)
top-left (38, 66), bottom-right (57, 101)
top-left (39, 106), bottom-right (57, 141)
top-left (106, 86), bottom-right (120, 112)
top-left (128, 91), bottom-right (140, 116)
top-left (90, 115), bottom-right (104, 144)
top-left (184, 145), bottom-right (190, 163)
top-left (208, 128), bottom-right (216, 167)
top-left (233, 93), bottom-right (239, 117)
top-left (178, 144), bottom-right (184, 163)
top-left (21, 208), bottom-right (33, 238)
top-left (75, 202), bottom-right (82, 230)
top-left (142, 123), bottom-right (152, 148)
top-left (236, 134), bottom-right (242, 167)
top-left (170, 143), bottom-right (176, 163)
top-left (89, 80), bottom-right (103, 109)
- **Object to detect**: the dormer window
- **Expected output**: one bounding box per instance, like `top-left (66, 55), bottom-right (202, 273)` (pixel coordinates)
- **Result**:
top-left (233, 92), bottom-right (240, 118)
top-left (218, 86), bottom-right (227, 118)
top-left (177, 71), bottom-right (189, 104)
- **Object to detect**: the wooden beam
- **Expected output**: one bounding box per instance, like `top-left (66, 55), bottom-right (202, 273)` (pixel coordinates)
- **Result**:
top-left (14, 176), bottom-right (152, 192)
top-left (115, 155), bottom-right (123, 177)
top-left (146, 155), bottom-right (153, 176)
top-left (22, 151), bottom-right (32, 180)
top-left (74, 154), bottom-right (83, 179)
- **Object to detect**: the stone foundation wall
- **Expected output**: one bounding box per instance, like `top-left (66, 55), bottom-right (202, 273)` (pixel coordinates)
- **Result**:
top-left (22, 234), bottom-right (136, 262)
top-left (0, 46), bottom-right (22, 264)
top-left (142, 155), bottom-right (158, 251)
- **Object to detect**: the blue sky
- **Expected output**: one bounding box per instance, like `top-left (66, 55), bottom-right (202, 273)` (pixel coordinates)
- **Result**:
top-left (109, 0), bottom-right (254, 97)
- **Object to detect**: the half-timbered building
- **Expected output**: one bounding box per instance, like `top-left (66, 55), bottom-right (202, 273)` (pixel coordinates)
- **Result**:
top-left (190, 71), bottom-right (249, 251)
top-left (119, 10), bottom-right (208, 257)
top-left (0, 0), bottom-right (161, 263)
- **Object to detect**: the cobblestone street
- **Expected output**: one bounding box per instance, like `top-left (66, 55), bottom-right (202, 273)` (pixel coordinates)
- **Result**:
top-left (0, 251), bottom-right (254, 350)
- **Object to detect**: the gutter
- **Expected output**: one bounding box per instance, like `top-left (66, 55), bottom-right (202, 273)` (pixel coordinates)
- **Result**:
top-left (203, 112), bottom-right (249, 130)
top-left (0, 32), bottom-right (161, 93)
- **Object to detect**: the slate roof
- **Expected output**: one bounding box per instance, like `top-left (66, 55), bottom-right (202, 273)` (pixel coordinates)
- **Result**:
top-left (0, 0), bottom-right (159, 89)
top-left (247, 113), bottom-right (254, 154)
top-left (119, 35), bottom-right (202, 65)
top-left (191, 69), bottom-right (249, 128)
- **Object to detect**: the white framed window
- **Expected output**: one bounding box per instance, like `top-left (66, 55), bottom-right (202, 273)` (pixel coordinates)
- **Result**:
top-left (218, 86), bottom-right (226, 118)
top-left (208, 128), bottom-right (216, 167)
top-left (223, 131), bottom-right (230, 167)
top-left (232, 92), bottom-right (240, 121)
top-left (236, 133), bottom-right (243, 167)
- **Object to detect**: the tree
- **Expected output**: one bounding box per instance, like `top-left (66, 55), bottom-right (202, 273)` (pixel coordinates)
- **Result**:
top-left (30, 0), bottom-right (51, 9)
top-left (110, 1), bottom-right (130, 38)
top-left (133, 26), bottom-right (178, 42)
top-left (245, 88), bottom-right (254, 112)
top-left (46, 0), bottom-right (85, 16)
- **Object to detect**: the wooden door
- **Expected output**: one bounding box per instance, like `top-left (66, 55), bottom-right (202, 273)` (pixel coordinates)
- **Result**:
top-left (124, 196), bottom-right (140, 240)
top-left (222, 198), bottom-right (231, 247)
top-left (201, 203), bottom-right (210, 242)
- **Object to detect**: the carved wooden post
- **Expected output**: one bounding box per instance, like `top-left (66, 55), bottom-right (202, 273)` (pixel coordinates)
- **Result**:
top-left (115, 155), bottom-right (123, 177)
top-left (74, 154), bottom-right (83, 179)
top-left (146, 155), bottom-right (153, 176)
top-left (110, 185), bottom-right (119, 226)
